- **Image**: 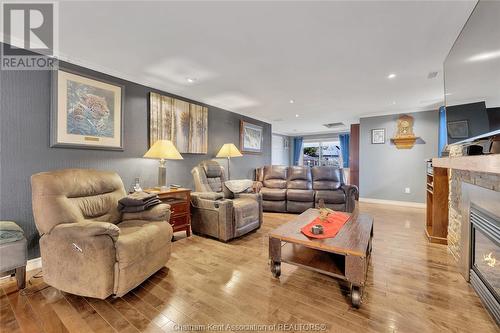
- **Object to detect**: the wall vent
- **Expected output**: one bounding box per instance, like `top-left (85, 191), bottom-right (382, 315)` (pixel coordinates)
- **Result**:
top-left (427, 71), bottom-right (439, 79)
top-left (323, 122), bottom-right (345, 129)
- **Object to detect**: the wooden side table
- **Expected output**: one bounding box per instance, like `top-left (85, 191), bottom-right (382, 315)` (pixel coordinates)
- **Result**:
top-left (145, 188), bottom-right (191, 237)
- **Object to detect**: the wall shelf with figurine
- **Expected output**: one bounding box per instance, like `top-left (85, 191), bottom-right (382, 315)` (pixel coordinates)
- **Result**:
top-left (391, 115), bottom-right (419, 149)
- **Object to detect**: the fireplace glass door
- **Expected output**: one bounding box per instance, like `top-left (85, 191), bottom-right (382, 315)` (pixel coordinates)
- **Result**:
top-left (471, 207), bottom-right (500, 302)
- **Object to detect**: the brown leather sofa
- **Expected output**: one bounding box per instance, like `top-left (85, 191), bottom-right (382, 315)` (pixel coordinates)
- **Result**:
top-left (256, 165), bottom-right (357, 213)
top-left (31, 169), bottom-right (173, 299)
top-left (191, 161), bottom-right (263, 241)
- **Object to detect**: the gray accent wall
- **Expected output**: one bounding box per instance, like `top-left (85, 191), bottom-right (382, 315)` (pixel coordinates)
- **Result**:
top-left (0, 61), bottom-right (271, 259)
top-left (359, 110), bottom-right (438, 203)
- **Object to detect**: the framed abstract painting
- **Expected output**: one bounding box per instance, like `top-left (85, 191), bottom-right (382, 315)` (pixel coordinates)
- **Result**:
top-left (149, 92), bottom-right (208, 154)
top-left (240, 120), bottom-right (263, 154)
top-left (50, 69), bottom-right (124, 150)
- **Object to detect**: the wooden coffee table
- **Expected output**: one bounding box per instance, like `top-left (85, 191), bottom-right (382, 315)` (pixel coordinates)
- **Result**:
top-left (268, 208), bottom-right (373, 308)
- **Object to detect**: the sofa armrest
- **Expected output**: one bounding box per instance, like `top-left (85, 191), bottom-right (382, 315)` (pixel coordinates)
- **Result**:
top-left (191, 192), bottom-right (224, 201)
top-left (234, 192), bottom-right (262, 202)
top-left (341, 184), bottom-right (359, 212)
top-left (49, 221), bottom-right (120, 242)
top-left (190, 194), bottom-right (235, 241)
top-left (253, 181), bottom-right (263, 193)
top-left (121, 203), bottom-right (171, 222)
top-left (191, 192), bottom-right (227, 211)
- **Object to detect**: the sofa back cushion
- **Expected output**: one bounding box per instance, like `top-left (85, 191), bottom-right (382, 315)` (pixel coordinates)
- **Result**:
top-left (262, 165), bottom-right (288, 189)
top-left (192, 160), bottom-right (226, 193)
top-left (31, 168), bottom-right (126, 235)
top-left (287, 166), bottom-right (312, 190)
top-left (311, 167), bottom-right (344, 190)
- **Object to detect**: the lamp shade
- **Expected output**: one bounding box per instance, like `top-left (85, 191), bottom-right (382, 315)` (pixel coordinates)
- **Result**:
top-left (143, 140), bottom-right (183, 160)
top-left (216, 143), bottom-right (243, 158)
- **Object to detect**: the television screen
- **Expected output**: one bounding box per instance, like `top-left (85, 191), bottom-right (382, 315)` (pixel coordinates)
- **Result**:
top-left (446, 102), bottom-right (500, 144)
top-left (443, 1), bottom-right (500, 144)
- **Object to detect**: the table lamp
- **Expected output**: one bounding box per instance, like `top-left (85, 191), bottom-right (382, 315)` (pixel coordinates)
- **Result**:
top-left (216, 143), bottom-right (242, 180)
top-left (144, 140), bottom-right (183, 190)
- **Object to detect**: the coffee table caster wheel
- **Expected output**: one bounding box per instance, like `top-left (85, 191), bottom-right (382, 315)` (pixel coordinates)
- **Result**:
top-left (351, 286), bottom-right (361, 308)
top-left (271, 261), bottom-right (281, 278)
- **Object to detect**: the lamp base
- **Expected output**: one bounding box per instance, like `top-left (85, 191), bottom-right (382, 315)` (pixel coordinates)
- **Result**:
top-left (158, 159), bottom-right (167, 189)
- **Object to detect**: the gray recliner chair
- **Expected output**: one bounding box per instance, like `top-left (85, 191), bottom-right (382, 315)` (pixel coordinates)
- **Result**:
top-left (190, 161), bottom-right (263, 242)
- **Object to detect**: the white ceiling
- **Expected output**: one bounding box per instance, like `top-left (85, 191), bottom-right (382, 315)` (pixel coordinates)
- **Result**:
top-left (54, 1), bottom-right (476, 135)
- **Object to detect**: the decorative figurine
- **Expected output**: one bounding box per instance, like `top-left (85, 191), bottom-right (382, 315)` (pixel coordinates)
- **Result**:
top-left (311, 224), bottom-right (324, 235)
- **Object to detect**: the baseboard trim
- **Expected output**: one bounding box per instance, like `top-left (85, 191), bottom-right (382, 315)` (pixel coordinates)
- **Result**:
top-left (359, 197), bottom-right (426, 209)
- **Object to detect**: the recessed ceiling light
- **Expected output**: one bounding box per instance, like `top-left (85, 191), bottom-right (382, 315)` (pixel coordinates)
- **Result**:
top-left (186, 77), bottom-right (197, 83)
top-left (295, 114), bottom-right (299, 118)
top-left (392, 101), bottom-right (396, 105)
top-left (387, 73), bottom-right (396, 79)
top-left (289, 99), bottom-right (295, 104)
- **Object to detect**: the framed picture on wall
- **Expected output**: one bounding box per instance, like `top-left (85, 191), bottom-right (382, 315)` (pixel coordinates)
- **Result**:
top-left (149, 92), bottom-right (208, 153)
top-left (447, 120), bottom-right (469, 139)
top-left (50, 69), bottom-right (124, 150)
top-left (240, 120), bottom-right (263, 154)
top-left (371, 128), bottom-right (385, 144)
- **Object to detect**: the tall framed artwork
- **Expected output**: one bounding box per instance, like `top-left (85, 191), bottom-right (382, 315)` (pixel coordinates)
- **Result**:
top-left (240, 120), bottom-right (263, 154)
top-left (149, 92), bottom-right (208, 154)
top-left (50, 69), bottom-right (124, 150)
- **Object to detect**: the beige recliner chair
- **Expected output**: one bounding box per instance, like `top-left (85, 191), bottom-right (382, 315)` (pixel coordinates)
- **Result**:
top-left (31, 169), bottom-right (173, 299)
top-left (190, 161), bottom-right (263, 241)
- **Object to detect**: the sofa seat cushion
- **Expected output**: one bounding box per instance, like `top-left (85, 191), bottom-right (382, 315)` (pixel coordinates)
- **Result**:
top-left (315, 190), bottom-right (345, 204)
top-left (286, 189), bottom-right (314, 202)
top-left (261, 188), bottom-right (287, 201)
top-left (233, 198), bottom-right (259, 229)
top-left (116, 220), bottom-right (173, 266)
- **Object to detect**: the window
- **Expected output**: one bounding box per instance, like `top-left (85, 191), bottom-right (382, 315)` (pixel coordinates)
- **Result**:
top-left (302, 140), bottom-right (342, 167)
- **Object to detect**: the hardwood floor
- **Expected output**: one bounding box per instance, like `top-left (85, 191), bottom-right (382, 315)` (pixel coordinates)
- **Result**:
top-left (1, 203), bottom-right (498, 332)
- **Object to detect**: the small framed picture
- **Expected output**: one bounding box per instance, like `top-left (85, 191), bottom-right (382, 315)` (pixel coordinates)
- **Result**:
top-left (447, 120), bottom-right (469, 139)
top-left (371, 128), bottom-right (385, 144)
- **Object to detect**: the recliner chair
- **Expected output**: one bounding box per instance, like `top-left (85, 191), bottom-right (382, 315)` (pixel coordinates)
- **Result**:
top-left (190, 161), bottom-right (262, 241)
top-left (312, 166), bottom-right (357, 212)
top-left (286, 166), bottom-right (315, 213)
top-left (31, 168), bottom-right (173, 299)
top-left (258, 165), bottom-right (288, 212)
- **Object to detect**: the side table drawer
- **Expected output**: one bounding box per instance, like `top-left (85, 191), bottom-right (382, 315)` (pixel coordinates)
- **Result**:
top-left (170, 202), bottom-right (188, 216)
top-left (170, 215), bottom-right (188, 228)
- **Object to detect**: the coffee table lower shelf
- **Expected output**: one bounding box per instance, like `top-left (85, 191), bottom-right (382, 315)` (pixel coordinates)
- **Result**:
top-left (269, 238), bottom-right (371, 308)
top-left (280, 243), bottom-right (346, 280)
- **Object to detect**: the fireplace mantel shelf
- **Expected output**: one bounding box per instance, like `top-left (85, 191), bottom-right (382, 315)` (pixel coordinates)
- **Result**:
top-left (433, 155), bottom-right (500, 174)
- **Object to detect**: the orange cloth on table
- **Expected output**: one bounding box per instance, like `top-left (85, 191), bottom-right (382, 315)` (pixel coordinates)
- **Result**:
top-left (300, 212), bottom-right (351, 239)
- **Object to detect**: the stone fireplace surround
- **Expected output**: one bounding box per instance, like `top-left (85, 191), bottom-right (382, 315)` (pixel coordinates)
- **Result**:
top-left (434, 155), bottom-right (500, 324)
top-left (448, 170), bottom-right (500, 268)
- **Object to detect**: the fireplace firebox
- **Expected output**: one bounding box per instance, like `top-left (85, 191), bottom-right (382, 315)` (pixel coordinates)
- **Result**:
top-left (470, 204), bottom-right (500, 324)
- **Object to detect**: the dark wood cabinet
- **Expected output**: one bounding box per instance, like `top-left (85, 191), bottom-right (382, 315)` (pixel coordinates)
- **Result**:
top-left (146, 188), bottom-right (191, 237)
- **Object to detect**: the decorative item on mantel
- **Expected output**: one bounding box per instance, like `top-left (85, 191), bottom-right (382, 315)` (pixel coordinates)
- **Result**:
top-left (391, 114), bottom-right (419, 149)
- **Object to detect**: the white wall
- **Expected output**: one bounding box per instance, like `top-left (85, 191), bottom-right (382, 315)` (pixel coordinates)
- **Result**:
top-left (272, 134), bottom-right (290, 166)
